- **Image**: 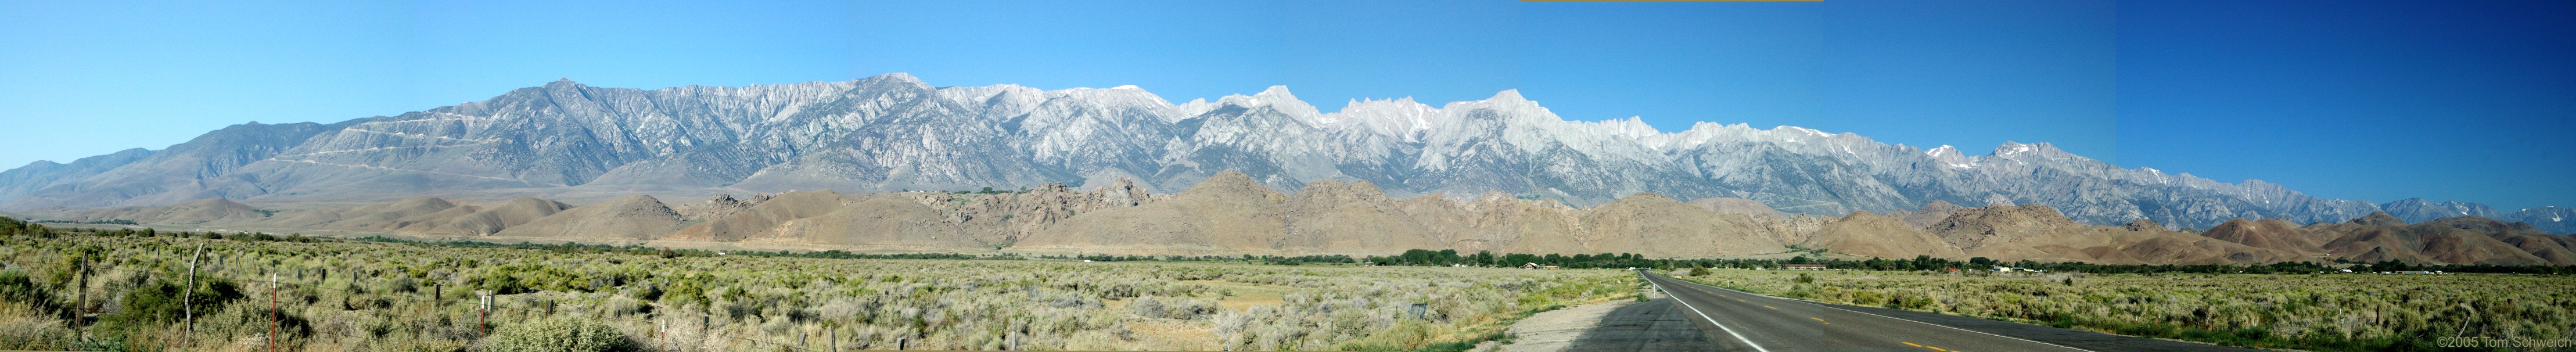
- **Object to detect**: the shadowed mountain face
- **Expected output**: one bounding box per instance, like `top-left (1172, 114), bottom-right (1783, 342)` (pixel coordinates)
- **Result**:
top-left (3, 74), bottom-right (2565, 232)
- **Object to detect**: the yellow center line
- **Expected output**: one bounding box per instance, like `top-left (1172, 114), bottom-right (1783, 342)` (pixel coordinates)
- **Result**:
top-left (1903, 342), bottom-right (1923, 347)
top-left (1810, 317), bottom-right (1824, 321)
top-left (1764, 305), bottom-right (1777, 309)
top-left (1737, 299), bottom-right (1746, 301)
top-left (1929, 347), bottom-right (1949, 351)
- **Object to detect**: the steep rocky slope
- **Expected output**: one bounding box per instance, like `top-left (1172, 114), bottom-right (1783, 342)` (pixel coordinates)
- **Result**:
top-left (7, 74), bottom-right (2561, 232)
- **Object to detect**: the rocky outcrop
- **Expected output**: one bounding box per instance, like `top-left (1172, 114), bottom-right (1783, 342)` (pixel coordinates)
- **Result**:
top-left (1279, 179), bottom-right (1443, 254)
top-left (1016, 171), bottom-right (1292, 254)
top-left (1884, 200), bottom-right (1967, 229)
top-left (773, 195), bottom-right (991, 249)
top-left (1578, 194), bottom-right (1787, 258)
top-left (1800, 212), bottom-right (1964, 259)
top-left (664, 191), bottom-right (854, 242)
top-left (674, 193), bottom-right (761, 221)
top-left (2199, 218), bottom-right (2331, 256)
top-left (494, 195), bottom-right (688, 240)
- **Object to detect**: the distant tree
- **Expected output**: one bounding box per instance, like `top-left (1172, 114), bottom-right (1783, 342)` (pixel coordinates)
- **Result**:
top-left (2369, 260), bottom-right (2412, 272)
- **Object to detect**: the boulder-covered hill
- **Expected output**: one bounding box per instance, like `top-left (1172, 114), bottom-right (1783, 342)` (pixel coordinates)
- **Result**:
top-left (4, 74), bottom-right (2566, 232)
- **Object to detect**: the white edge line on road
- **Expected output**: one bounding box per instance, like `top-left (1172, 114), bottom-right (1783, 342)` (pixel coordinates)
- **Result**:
top-left (1641, 272), bottom-right (1773, 352)
top-left (1653, 273), bottom-right (2097, 352)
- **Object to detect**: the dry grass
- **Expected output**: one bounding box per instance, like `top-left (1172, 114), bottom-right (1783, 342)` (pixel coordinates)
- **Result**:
top-left (1185, 279), bottom-right (1291, 313)
top-left (0, 234), bottom-right (1632, 351)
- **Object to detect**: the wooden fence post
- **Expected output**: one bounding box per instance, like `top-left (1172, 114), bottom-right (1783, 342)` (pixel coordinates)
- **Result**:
top-left (74, 257), bottom-right (87, 343)
top-left (268, 274), bottom-right (279, 352)
top-left (185, 243), bottom-right (203, 347)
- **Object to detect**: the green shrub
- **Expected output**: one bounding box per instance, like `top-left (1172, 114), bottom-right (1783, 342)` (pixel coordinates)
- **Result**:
top-left (480, 317), bottom-right (638, 352)
top-left (0, 270), bottom-right (52, 312)
top-left (99, 278), bottom-right (243, 332)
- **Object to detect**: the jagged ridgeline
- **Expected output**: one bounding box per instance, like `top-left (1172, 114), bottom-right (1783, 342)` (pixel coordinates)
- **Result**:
top-left (1, 73), bottom-right (2570, 234)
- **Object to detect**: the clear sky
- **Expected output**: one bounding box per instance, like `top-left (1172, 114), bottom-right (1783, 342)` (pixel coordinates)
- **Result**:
top-left (1, 1), bottom-right (2567, 210)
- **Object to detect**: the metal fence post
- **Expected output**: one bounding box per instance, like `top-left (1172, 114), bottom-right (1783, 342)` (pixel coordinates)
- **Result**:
top-left (479, 293), bottom-right (492, 337)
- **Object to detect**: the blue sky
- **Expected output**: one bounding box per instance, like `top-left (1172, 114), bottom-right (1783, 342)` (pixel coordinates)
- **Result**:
top-left (1, 1), bottom-right (2567, 210)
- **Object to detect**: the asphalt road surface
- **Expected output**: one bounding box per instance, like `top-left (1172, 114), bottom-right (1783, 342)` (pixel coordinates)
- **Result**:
top-left (1637, 271), bottom-right (2265, 352)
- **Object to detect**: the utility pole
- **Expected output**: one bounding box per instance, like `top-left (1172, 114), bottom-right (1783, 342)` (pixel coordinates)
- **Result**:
top-left (185, 243), bottom-right (203, 347)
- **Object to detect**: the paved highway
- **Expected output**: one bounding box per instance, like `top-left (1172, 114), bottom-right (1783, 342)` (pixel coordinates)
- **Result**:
top-left (1638, 271), bottom-right (2261, 352)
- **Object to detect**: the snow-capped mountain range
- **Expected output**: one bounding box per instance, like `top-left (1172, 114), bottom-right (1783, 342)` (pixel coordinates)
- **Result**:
top-left (2, 73), bottom-right (2567, 233)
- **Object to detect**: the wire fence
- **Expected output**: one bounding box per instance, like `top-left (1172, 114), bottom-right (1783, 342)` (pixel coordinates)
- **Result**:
top-left (0, 253), bottom-right (846, 351)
